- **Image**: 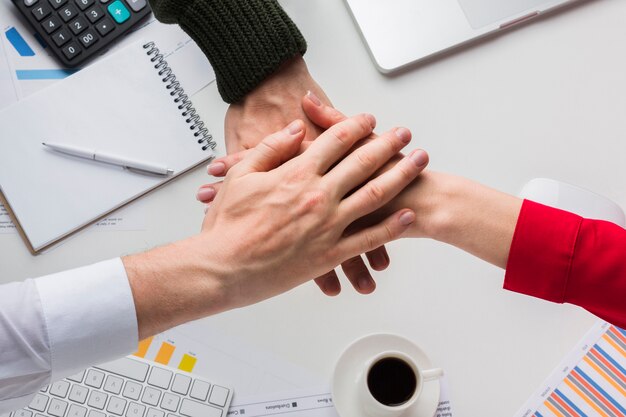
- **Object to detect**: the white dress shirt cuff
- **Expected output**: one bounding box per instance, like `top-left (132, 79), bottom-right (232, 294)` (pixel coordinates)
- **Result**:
top-left (35, 258), bottom-right (138, 383)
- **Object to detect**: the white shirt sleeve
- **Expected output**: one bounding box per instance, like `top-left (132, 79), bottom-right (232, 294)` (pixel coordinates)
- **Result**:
top-left (0, 258), bottom-right (138, 414)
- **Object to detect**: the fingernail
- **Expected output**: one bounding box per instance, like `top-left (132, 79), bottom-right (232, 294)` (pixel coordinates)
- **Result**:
top-left (408, 149), bottom-right (428, 167)
top-left (365, 114), bottom-right (376, 128)
top-left (395, 127), bottom-right (411, 144)
top-left (358, 276), bottom-right (373, 291)
top-left (399, 211), bottom-right (416, 226)
top-left (306, 90), bottom-right (322, 106)
top-left (325, 280), bottom-right (340, 295)
top-left (196, 187), bottom-right (215, 202)
top-left (207, 162), bottom-right (225, 176)
top-left (285, 120), bottom-right (303, 135)
top-left (370, 251), bottom-right (389, 269)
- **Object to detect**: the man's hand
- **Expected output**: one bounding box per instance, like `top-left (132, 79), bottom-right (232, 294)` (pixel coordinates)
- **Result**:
top-left (124, 115), bottom-right (428, 339)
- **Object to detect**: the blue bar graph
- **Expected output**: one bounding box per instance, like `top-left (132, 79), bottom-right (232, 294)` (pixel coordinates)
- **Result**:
top-left (16, 69), bottom-right (77, 80)
top-left (5, 27), bottom-right (35, 57)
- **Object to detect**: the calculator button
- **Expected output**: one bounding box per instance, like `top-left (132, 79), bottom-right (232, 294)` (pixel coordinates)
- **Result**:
top-left (95, 17), bottom-right (115, 36)
top-left (126, 0), bottom-right (146, 12)
top-left (59, 4), bottom-right (79, 22)
top-left (75, 0), bottom-right (95, 10)
top-left (78, 29), bottom-right (98, 48)
top-left (62, 42), bottom-right (81, 60)
top-left (85, 6), bottom-right (104, 22)
top-left (24, 0), bottom-right (38, 6)
top-left (31, 4), bottom-right (51, 21)
top-left (48, 0), bottom-right (68, 9)
top-left (69, 15), bottom-right (88, 34)
top-left (107, 0), bottom-right (130, 24)
top-left (51, 28), bottom-right (71, 46)
top-left (41, 15), bottom-right (62, 34)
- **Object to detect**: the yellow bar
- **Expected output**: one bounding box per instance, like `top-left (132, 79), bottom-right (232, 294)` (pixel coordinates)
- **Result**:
top-left (178, 354), bottom-right (197, 373)
top-left (133, 337), bottom-right (153, 358)
top-left (155, 342), bottom-right (176, 365)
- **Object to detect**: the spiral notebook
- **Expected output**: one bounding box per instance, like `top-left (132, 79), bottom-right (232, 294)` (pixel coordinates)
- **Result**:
top-left (0, 41), bottom-right (216, 254)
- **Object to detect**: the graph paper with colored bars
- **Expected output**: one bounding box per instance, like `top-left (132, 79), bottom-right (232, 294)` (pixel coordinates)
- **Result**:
top-left (133, 334), bottom-right (200, 373)
top-left (515, 321), bottom-right (625, 417)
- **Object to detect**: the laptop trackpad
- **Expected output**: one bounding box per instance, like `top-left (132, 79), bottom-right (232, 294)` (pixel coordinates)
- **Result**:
top-left (458, 0), bottom-right (548, 29)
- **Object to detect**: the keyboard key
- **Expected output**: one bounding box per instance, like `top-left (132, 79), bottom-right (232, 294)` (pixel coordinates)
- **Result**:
top-left (48, 398), bottom-right (69, 417)
top-left (126, 403), bottom-right (146, 417)
top-left (179, 399), bottom-right (222, 417)
top-left (189, 380), bottom-right (210, 401)
top-left (69, 384), bottom-right (89, 404)
top-left (50, 380), bottom-right (71, 398)
top-left (85, 6), bottom-right (104, 22)
top-left (160, 393), bottom-right (179, 412)
top-left (106, 0), bottom-right (130, 24)
top-left (106, 397), bottom-right (127, 416)
top-left (41, 15), bottom-right (62, 33)
top-left (148, 368), bottom-right (172, 390)
top-left (125, 0), bottom-right (145, 12)
top-left (67, 371), bottom-right (86, 383)
top-left (40, 385), bottom-right (49, 393)
top-left (87, 391), bottom-right (107, 410)
top-left (171, 374), bottom-right (191, 395)
top-left (87, 411), bottom-right (105, 417)
top-left (59, 4), bottom-right (79, 22)
top-left (67, 404), bottom-right (87, 417)
top-left (62, 41), bottom-right (81, 59)
top-left (14, 410), bottom-right (32, 417)
top-left (122, 381), bottom-right (142, 401)
top-left (78, 30), bottom-right (98, 48)
top-left (48, 0), bottom-right (68, 9)
top-left (75, 0), bottom-right (94, 10)
top-left (209, 386), bottom-right (229, 407)
top-left (95, 17), bottom-right (114, 36)
top-left (146, 409), bottom-right (164, 417)
top-left (104, 375), bottom-right (124, 395)
top-left (96, 358), bottom-right (149, 382)
top-left (28, 393), bottom-right (49, 412)
top-left (85, 370), bottom-right (105, 388)
top-left (69, 15), bottom-right (88, 34)
top-left (24, 0), bottom-right (38, 6)
top-left (141, 387), bottom-right (161, 407)
top-left (31, 4), bottom-right (51, 21)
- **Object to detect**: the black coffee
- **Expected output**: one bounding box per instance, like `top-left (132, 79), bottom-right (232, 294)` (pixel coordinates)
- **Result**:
top-left (367, 357), bottom-right (417, 407)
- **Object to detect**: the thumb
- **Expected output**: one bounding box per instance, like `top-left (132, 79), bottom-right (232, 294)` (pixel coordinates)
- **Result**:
top-left (234, 120), bottom-right (306, 175)
top-left (302, 91), bottom-right (347, 129)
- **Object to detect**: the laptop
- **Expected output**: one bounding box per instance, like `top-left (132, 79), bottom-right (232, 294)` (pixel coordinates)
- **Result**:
top-left (344, 0), bottom-right (587, 73)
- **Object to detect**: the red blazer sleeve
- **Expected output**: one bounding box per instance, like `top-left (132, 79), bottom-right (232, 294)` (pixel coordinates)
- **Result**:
top-left (504, 200), bottom-right (626, 328)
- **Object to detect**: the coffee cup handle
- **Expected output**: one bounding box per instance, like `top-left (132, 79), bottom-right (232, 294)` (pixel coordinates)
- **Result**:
top-left (422, 368), bottom-right (444, 382)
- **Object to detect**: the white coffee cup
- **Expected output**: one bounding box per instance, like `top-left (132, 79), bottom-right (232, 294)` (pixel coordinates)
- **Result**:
top-left (357, 351), bottom-right (443, 417)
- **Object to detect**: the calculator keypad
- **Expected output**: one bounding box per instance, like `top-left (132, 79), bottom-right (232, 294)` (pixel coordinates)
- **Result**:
top-left (12, 0), bottom-right (151, 67)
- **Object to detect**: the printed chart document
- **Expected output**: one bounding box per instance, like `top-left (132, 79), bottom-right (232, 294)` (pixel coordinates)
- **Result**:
top-left (514, 320), bottom-right (625, 417)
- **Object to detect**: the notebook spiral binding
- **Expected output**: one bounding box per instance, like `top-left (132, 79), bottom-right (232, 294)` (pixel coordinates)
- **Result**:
top-left (143, 42), bottom-right (216, 151)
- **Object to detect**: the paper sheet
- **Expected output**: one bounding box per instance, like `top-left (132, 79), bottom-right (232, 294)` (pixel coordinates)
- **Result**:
top-left (514, 320), bottom-right (626, 417)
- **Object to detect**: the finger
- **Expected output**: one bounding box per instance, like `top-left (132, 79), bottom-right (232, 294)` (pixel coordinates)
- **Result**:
top-left (303, 91), bottom-right (347, 129)
top-left (314, 270), bottom-right (341, 296)
top-left (196, 181), bottom-right (223, 203)
top-left (207, 150), bottom-right (250, 177)
top-left (304, 114), bottom-right (376, 174)
top-left (326, 127), bottom-right (412, 198)
top-left (234, 120), bottom-right (306, 175)
top-left (341, 255), bottom-right (376, 294)
top-left (366, 246), bottom-right (390, 271)
top-left (339, 149), bottom-right (429, 224)
top-left (337, 209), bottom-right (416, 257)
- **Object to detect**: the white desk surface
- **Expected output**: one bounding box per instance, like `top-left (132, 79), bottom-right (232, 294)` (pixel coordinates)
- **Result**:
top-left (2, 0), bottom-right (625, 415)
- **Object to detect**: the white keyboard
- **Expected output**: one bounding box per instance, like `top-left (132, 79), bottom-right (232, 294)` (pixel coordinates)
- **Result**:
top-left (6, 356), bottom-right (233, 417)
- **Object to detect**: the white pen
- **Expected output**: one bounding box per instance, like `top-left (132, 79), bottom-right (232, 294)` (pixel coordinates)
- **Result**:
top-left (42, 142), bottom-right (174, 176)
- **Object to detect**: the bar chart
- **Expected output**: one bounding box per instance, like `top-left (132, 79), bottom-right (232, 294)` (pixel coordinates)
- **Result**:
top-left (133, 335), bottom-right (199, 373)
top-left (516, 322), bottom-right (625, 417)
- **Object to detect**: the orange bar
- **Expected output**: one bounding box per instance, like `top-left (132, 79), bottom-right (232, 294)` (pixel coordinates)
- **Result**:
top-left (133, 337), bottom-right (153, 358)
top-left (602, 334), bottom-right (625, 358)
top-left (544, 400), bottom-right (565, 417)
top-left (590, 349), bottom-right (626, 384)
top-left (571, 370), bottom-right (621, 417)
top-left (609, 327), bottom-right (626, 346)
top-left (584, 356), bottom-right (626, 398)
top-left (155, 342), bottom-right (176, 365)
top-left (178, 354), bottom-right (197, 373)
top-left (552, 392), bottom-right (579, 417)
top-left (564, 378), bottom-right (608, 417)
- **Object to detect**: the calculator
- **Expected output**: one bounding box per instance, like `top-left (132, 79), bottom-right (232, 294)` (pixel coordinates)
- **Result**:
top-left (11, 0), bottom-right (152, 67)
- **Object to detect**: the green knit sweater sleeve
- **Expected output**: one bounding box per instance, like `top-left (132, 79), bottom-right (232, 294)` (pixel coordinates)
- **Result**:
top-left (148, 0), bottom-right (307, 104)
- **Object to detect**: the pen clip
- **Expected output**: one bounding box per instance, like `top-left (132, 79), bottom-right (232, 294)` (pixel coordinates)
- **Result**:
top-left (124, 166), bottom-right (174, 177)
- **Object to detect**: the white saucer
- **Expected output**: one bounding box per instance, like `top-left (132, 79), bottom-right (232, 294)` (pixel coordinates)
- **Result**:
top-left (332, 334), bottom-right (441, 417)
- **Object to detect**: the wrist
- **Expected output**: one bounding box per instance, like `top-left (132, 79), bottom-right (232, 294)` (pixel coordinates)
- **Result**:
top-left (123, 235), bottom-right (230, 340)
